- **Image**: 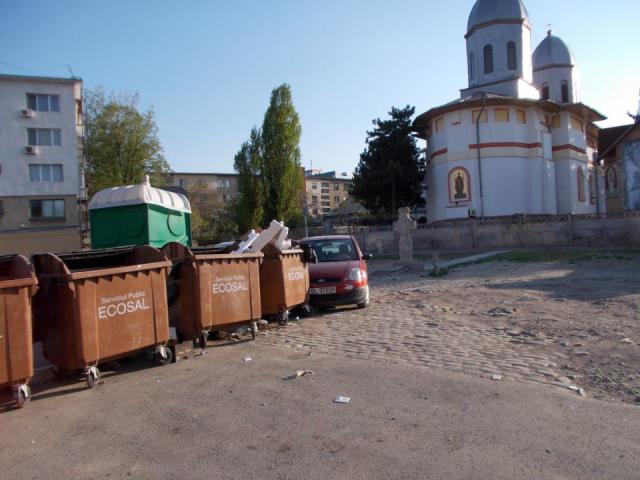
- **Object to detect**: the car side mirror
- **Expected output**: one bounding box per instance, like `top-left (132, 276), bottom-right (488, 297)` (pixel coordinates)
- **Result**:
top-left (363, 253), bottom-right (373, 260)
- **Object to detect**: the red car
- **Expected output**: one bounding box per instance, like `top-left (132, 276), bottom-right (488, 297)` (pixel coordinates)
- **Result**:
top-left (300, 235), bottom-right (371, 309)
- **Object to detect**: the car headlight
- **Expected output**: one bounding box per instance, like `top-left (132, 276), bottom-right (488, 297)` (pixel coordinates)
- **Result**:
top-left (346, 268), bottom-right (363, 282)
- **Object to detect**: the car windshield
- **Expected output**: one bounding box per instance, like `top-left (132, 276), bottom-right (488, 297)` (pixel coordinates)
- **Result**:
top-left (304, 239), bottom-right (358, 263)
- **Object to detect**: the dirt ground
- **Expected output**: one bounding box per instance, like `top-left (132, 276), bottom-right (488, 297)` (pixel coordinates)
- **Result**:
top-left (370, 251), bottom-right (640, 405)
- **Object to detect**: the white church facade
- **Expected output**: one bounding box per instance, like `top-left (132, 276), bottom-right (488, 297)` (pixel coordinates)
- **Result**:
top-left (414, 0), bottom-right (607, 223)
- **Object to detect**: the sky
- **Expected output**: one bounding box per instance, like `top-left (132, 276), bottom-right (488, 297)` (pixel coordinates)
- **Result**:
top-left (1, 0), bottom-right (638, 176)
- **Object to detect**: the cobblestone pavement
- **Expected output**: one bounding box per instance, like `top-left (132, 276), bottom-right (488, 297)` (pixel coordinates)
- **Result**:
top-left (261, 274), bottom-right (569, 388)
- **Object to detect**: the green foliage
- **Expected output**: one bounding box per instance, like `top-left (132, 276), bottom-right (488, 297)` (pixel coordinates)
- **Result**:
top-left (351, 106), bottom-right (425, 220)
top-left (233, 84), bottom-right (304, 230)
top-left (261, 84), bottom-right (304, 223)
top-left (233, 128), bottom-right (265, 232)
top-left (85, 88), bottom-right (171, 196)
top-left (185, 183), bottom-right (238, 245)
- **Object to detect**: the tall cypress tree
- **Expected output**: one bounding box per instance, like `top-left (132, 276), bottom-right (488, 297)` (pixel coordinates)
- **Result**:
top-left (261, 84), bottom-right (304, 223)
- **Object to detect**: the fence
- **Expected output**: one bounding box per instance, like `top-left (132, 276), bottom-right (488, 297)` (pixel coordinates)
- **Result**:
top-left (290, 211), bottom-right (640, 255)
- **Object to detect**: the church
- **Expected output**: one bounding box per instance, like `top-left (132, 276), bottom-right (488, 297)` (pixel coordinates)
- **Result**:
top-left (413, 0), bottom-right (606, 223)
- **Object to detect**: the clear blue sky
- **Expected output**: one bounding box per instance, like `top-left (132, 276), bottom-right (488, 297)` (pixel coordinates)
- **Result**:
top-left (1, 0), bottom-right (638, 175)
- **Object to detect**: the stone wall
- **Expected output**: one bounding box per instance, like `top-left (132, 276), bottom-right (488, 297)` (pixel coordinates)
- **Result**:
top-left (292, 212), bottom-right (640, 254)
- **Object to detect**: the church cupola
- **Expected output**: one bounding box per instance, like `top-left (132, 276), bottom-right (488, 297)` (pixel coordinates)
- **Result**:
top-left (532, 30), bottom-right (580, 104)
top-left (463, 0), bottom-right (538, 99)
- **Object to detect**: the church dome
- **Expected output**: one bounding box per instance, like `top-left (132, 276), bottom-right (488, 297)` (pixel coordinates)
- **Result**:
top-left (533, 32), bottom-right (576, 69)
top-left (467, 0), bottom-right (529, 33)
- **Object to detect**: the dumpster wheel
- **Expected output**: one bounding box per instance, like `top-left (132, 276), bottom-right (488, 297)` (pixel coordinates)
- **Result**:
top-left (277, 311), bottom-right (289, 326)
top-left (198, 332), bottom-right (208, 350)
top-left (85, 366), bottom-right (101, 388)
top-left (15, 384), bottom-right (31, 408)
top-left (155, 345), bottom-right (173, 366)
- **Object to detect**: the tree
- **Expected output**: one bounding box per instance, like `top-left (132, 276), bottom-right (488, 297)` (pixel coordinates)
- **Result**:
top-left (85, 88), bottom-right (171, 196)
top-left (233, 84), bottom-right (304, 228)
top-left (351, 106), bottom-right (425, 220)
top-left (233, 128), bottom-right (265, 232)
top-left (261, 84), bottom-right (304, 223)
top-left (185, 183), bottom-right (238, 245)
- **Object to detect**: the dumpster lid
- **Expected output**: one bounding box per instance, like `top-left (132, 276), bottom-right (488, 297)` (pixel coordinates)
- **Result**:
top-left (88, 176), bottom-right (191, 213)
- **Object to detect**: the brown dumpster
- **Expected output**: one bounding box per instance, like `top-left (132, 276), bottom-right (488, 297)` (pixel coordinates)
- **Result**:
top-left (0, 255), bottom-right (37, 407)
top-left (32, 246), bottom-right (172, 388)
top-left (259, 244), bottom-right (310, 325)
top-left (163, 242), bottom-right (262, 348)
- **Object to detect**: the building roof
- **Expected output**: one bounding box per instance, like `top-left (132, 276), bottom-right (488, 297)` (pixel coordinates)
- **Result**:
top-left (89, 176), bottom-right (191, 213)
top-left (597, 121), bottom-right (640, 160)
top-left (467, 0), bottom-right (529, 34)
top-left (533, 31), bottom-right (576, 70)
top-left (0, 73), bottom-right (82, 85)
top-left (412, 93), bottom-right (606, 137)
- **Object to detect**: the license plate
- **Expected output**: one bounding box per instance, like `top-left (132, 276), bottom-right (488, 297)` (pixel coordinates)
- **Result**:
top-left (310, 286), bottom-right (336, 295)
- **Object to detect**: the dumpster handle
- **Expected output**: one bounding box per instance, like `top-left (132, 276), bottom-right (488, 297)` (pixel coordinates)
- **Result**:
top-left (247, 259), bottom-right (255, 320)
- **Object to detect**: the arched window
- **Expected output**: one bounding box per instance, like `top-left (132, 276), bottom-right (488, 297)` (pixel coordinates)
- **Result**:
top-left (561, 80), bottom-right (569, 103)
top-left (577, 167), bottom-right (585, 202)
top-left (507, 41), bottom-right (517, 70)
top-left (589, 174), bottom-right (596, 204)
top-left (541, 83), bottom-right (550, 100)
top-left (469, 52), bottom-right (475, 81)
top-left (448, 167), bottom-right (471, 204)
top-left (483, 45), bottom-right (493, 74)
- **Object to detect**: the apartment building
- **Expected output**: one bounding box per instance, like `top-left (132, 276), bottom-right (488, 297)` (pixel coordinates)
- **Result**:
top-left (304, 171), bottom-right (353, 218)
top-left (0, 74), bottom-right (84, 255)
top-left (166, 172), bottom-right (239, 208)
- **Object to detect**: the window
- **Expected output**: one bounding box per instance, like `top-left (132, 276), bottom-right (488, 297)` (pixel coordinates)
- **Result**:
top-left (301, 238), bottom-right (358, 263)
top-left (589, 174), bottom-right (596, 204)
top-left (311, 183), bottom-right (318, 190)
top-left (321, 189), bottom-right (329, 194)
top-left (222, 194), bottom-right (230, 202)
top-left (471, 109), bottom-right (488, 124)
top-left (29, 199), bottom-right (65, 219)
top-left (334, 196), bottom-right (341, 203)
top-left (29, 164), bottom-right (63, 182)
top-left (435, 117), bottom-right (444, 133)
top-left (311, 195), bottom-right (318, 203)
top-left (217, 179), bottom-right (231, 189)
top-left (507, 42), bottom-right (517, 70)
top-left (322, 207), bottom-right (331, 213)
top-left (570, 116), bottom-right (583, 132)
top-left (483, 45), bottom-right (493, 74)
top-left (321, 195), bottom-right (330, 200)
top-left (469, 52), bottom-right (475, 81)
top-left (541, 84), bottom-right (550, 100)
top-left (516, 110), bottom-right (526, 124)
top-left (561, 81), bottom-right (569, 103)
top-left (551, 116), bottom-right (561, 129)
top-left (448, 167), bottom-right (471, 203)
top-left (321, 201), bottom-right (330, 207)
top-left (27, 128), bottom-right (61, 146)
top-left (495, 108), bottom-right (509, 122)
top-left (26, 94), bottom-right (60, 112)
top-left (333, 183), bottom-right (340, 191)
top-left (577, 168), bottom-right (585, 202)
top-left (321, 182), bottom-right (330, 188)
top-left (178, 179), bottom-right (185, 188)
top-left (312, 208), bottom-right (318, 215)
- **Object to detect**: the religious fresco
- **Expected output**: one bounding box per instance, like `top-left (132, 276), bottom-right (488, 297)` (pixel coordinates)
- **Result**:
top-left (449, 168), bottom-right (470, 203)
top-left (623, 140), bottom-right (640, 210)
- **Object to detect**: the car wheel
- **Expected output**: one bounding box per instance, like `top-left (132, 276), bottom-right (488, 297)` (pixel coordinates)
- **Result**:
top-left (357, 286), bottom-right (370, 309)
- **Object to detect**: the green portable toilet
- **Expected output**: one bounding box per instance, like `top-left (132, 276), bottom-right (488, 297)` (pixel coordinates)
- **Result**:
top-left (88, 176), bottom-right (192, 249)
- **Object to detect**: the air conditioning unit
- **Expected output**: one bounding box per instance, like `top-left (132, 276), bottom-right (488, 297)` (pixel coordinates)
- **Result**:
top-left (24, 145), bottom-right (37, 155)
top-left (20, 108), bottom-right (34, 118)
